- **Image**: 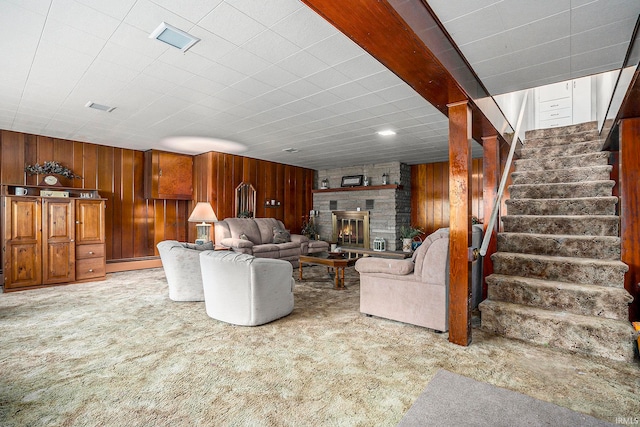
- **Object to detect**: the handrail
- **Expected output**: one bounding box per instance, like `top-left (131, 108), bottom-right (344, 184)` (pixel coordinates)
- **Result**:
top-left (479, 89), bottom-right (530, 257)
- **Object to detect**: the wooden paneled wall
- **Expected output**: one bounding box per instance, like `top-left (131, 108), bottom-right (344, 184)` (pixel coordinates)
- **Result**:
top-left (411, 159), bottom-right (484, 235)
top-left (192, 152), bottom-right (314, 240)
top-left (1, 130), bottom-right (314, 265)
top-left (0, 130), bottom-right (187, 262)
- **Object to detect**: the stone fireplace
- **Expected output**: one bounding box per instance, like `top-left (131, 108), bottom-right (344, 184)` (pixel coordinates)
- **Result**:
top-left (332, 211), bottom-right (369, 248)
top-left (312, 162), bottom-right (411, 251)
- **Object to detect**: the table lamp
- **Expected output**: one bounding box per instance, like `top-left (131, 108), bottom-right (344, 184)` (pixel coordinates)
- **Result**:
top-left (188, 202), bottom-right (218, 244)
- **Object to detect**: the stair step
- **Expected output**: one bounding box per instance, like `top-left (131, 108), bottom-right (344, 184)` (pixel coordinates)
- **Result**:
top-left (509, 181), bottom-right (614, 199)
top-left (497, 233), bottom-right (620, 260)
top-left (511, 165), bottom-right (612, 185)
top-left (479, 300), bottom-right (636, 362)
top-left (520, 140), bottom-right (604, 159)
top-left (502, 215), bottom-right (619, 236)
top-left (491, 252), bottom-right (628, 287)
top-left (524, 122), bottom-right (598, 141)
top-left (485, 274), bottom-right (632, 320)
top-left (506, 197), bottom-right (618, 216)
top-left (515, 152), bottom-right (609, 172)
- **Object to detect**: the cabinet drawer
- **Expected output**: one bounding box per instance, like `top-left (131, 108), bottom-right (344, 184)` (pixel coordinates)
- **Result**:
top-left (76, 244), bottom-right (104, 259)
top-left (539, 116), bottom-right (573, 128)
top-left (76, 258), bottom-right (105, 280)
top-left (539, 97), bottom-right (571, 112)
top-left (539, 107), bottom-right (571, 121)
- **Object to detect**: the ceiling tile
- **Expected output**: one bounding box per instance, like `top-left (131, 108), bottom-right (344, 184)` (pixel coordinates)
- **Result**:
top-left (148, 0), bottom-right (224, 23)
top-left (271, 6), bottom-right (336, 49)
top-left (75, 0), bottom-right (137, 20)
top-left (48, 0), bottom-right (120, 39)
top-left (241, 29), bottom-right (300, 64)
top-left (199, 2), bottom-right (266, 46)
top-left (225, 0), bottom-right (302, 27)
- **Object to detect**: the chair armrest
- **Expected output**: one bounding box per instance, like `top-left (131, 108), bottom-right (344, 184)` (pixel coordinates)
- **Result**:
top-left (290, 234), bottom-right (309, 244)
top-left (355, 258), bottom-right (414, 275)
top-left (220, 238), bottom-right (254, 249)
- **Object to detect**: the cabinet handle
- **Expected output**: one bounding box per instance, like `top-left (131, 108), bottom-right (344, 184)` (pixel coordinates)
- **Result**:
top-left (159, 169), bottom-right (163, 177)
top-left (550, 104), bottom-right (558, 107)
top-left (88, 269), bottom-right (94, 273)
top-left (76, 221), bottom-right (80, 224)
top-left (89, 251), bottom-right (94, 255)
top-left (551, 113), bottom-right (559, 116)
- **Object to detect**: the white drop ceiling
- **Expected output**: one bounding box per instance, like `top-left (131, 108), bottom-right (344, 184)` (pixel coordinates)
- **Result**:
top-left (0, 0), bottom-right (638, 170)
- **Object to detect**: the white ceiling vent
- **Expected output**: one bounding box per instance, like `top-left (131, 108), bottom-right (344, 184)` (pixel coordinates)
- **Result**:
top-left (149, 22), bottom-right (200, 52)
top-left (85, 102), bottom-right (115, 112)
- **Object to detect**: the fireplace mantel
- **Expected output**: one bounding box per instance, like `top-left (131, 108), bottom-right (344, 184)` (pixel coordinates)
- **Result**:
top-left (311, 184), bottom-right (402, 193)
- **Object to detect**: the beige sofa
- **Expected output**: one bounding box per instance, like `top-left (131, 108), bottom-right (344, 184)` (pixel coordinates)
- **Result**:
top-left (355, 225), bottom-right (483, 332)
top-left (214, 218), bottom-right (310, 264)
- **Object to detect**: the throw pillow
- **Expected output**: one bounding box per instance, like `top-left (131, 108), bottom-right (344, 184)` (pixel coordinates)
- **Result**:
top-left (272, 227), bottom-right (291, 244)
top-left (239, 233), bottom-right (250, 241)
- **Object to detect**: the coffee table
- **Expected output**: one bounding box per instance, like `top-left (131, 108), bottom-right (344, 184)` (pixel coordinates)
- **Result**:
top-left (298, 252), bottom-right (357, 289)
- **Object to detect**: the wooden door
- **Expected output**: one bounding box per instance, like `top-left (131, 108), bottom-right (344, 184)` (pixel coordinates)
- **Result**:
top-left (3, 197), bottom-right (41, 289)
top-left (42, 199), bottom-right (75, 284)
top-left (76, 200), bottom-right (105, 244)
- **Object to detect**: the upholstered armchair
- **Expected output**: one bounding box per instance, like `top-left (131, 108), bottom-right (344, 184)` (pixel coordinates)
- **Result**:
top-left (157, 240), bottom-right (214, 302)
top-left (199, 250), bottom-right (295, 326)
top-left (355, 225), bottom-right (483, 332)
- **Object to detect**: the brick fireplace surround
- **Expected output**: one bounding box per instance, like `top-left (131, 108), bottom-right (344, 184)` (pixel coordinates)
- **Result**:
top-left (312, 162), bottom-right (411, 251)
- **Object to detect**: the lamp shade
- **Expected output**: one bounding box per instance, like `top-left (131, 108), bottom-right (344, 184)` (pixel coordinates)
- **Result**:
top-left (188, 202), bottom-right (218, 223)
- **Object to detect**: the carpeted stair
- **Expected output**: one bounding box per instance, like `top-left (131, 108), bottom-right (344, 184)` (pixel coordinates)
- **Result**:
top-left (479, 122), bottom-right (636, 362)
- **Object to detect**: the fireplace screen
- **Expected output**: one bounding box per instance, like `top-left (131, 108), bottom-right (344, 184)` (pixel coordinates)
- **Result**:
top-left (332, 211), bottom-right (370, 248)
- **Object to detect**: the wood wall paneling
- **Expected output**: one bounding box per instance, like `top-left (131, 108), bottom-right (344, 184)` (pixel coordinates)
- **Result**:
top-left (619, 118), bottom-right (640, 321)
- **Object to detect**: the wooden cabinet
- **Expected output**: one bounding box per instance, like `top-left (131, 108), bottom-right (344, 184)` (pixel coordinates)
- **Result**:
top-left (1, 185), bottom-right (106, 291)
top-left (75, 199), bottom-right (106, 281)
top-left (3, 197), bottom-right (41, 288)
top-left (42, 199), bottom-right (75, 284)
top-left (144, 150), bottom-right (193, 200)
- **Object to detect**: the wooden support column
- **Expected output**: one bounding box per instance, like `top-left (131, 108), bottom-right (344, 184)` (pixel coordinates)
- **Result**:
top-left (448, 100), bottom-right (473, 346)
top-left (619, 118), bottom-right (640, 321)
top-left (481, 135), bottom-right (499, 301)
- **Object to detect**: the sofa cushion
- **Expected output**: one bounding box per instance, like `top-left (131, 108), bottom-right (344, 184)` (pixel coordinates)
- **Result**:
top-left (225, 218), bottom-right (262, 244)
top-left (254, 218), bottom-right (281, 244)
top-left (273, 227), bottom-right (291, 244)
top-left (251, 243), bottom-right (280, 256)
top-left (355, 258), bottom-right (415, 275)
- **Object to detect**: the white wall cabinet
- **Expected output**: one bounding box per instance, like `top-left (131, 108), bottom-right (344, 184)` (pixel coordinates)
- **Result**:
top-left (534, 77), bottom-right (592, 129)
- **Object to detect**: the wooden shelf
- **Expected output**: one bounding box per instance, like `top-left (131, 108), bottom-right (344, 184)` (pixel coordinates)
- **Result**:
top-left (311, 184), bottom-right (402, 193)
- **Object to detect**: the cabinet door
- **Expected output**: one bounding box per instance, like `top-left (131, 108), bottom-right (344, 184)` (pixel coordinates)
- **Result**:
top-left (3, 197), bottom-right (41, 288)
top-left (42, 199), bottom-right (75, 284)
top-left (144, 150), bottom-right (193, 200)
top-left (76, 200), bottom-right (105, 244)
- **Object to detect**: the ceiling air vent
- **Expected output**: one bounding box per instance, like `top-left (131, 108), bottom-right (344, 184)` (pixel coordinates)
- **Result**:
top-left (85, 102), bottom-right (115, 112)
top-left (149, 22), bottom-right (200, 52)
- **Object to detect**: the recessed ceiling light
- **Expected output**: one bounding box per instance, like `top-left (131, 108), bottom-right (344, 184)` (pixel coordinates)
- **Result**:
top-left (85, 101), bottom-right (116, 112)
top-left (282, 148), bottom-right (299, 153)
top-left (160, 136), bottom-right (247, 155)
top-left (149, 22), bottom-right (200, 52)
top-left (377, 130), bottom-right (396, 136)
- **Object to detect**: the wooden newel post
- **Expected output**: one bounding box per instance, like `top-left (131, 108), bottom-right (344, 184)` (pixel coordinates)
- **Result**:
top-left (482, 135), bottom-right (500, 302)
top-left (448, 100), bottom-right (473, 346)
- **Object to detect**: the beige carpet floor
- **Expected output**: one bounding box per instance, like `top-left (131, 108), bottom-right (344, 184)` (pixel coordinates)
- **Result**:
top-left (0, 266), bottom-right (638, 426)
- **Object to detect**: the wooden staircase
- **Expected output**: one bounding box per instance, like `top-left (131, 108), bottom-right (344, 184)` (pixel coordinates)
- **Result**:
top-left (479, 122), bottom-right (636, 362)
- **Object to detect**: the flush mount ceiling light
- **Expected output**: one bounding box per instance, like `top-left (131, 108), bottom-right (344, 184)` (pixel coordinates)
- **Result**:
top-left (377, 130), bottom-right (397, 136)
top-left (85, 101), bottom-right (116, 112)
top-left (282, 148), bottom-right (299, 153)
top-left (161, 136), bottom-right (247, 155)
top-left (149, 22), bottom-right (200, 52)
